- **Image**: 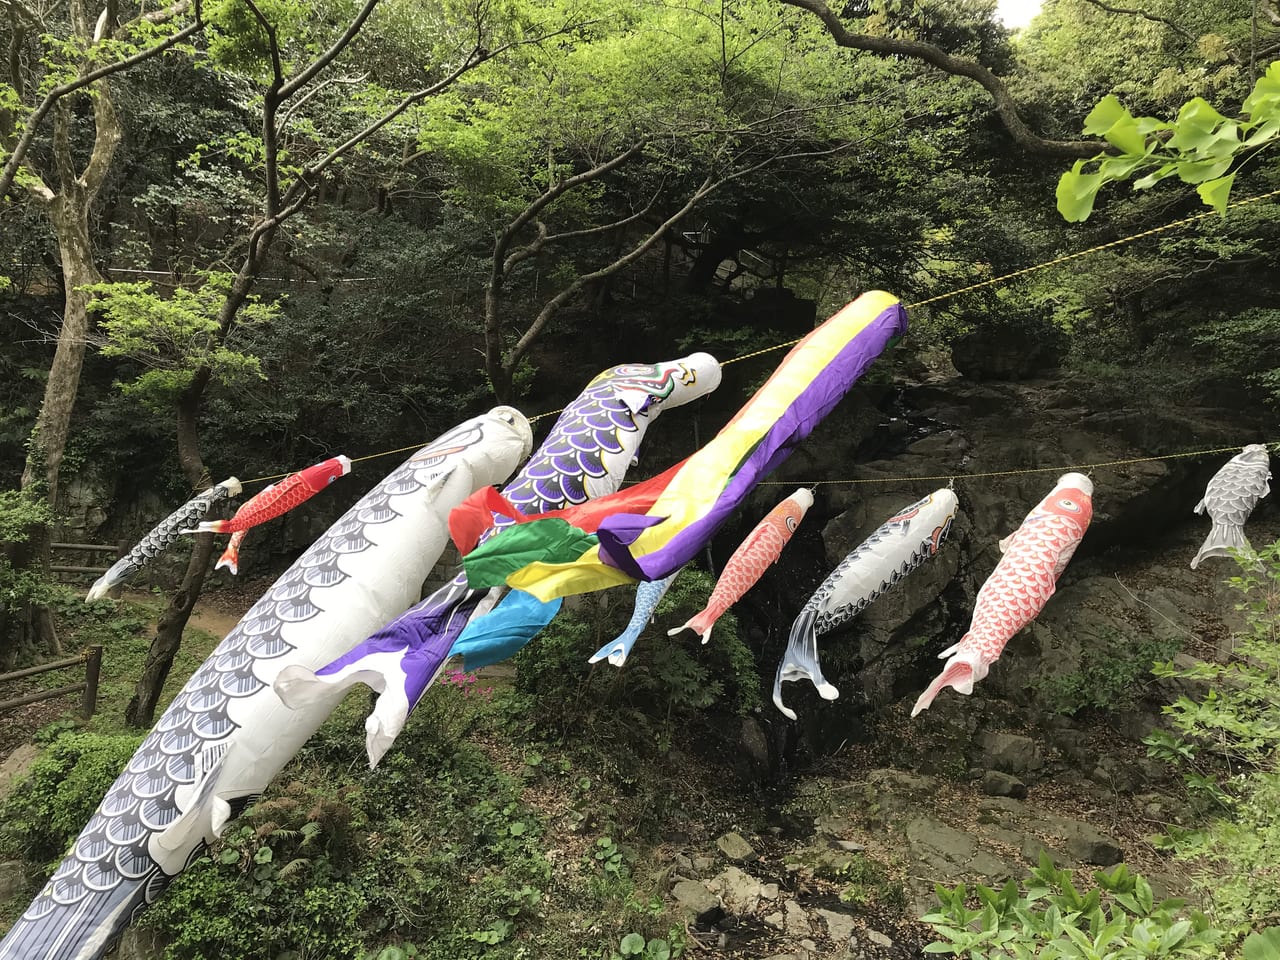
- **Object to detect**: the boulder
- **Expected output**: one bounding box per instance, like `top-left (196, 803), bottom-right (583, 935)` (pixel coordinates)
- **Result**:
top-left (815, 908), bottom-right (856, 944)
top-left (976, 732), bottom-right (1044, 776)
top-left (110, 927), bottom-right (167, 960)
top-left (736, 717), bottom-right (773, 782)
top-left (715, 832), bottom-right (757, 863)
top-left (671, 879), bottom-right (721, 922)
top-left (865, 929), bottom-right (895, 948)
top-left (980, 770), bottom-right (1028, 798)
top-left (1064, 824), bottom-right (1124, 866)
top-left (706, 866), bottom-right (774, 914)
top-left (783, 899), bottom-right (812, 937)
top-left (0, 861), bottom-right (27, 902)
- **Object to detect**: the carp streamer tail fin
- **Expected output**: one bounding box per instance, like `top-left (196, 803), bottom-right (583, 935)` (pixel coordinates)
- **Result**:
top-left (912, 655), bottom-right (977, 717)
top-left (668, 611), bottom-right (714, 645)
top-left (772, 608), bottom-right (839, 721)
top-left (589, 636), bottom-right (633, 667)
top-left (215, 534), bottom-right (244, 575)
top-left (1191, 521), bottom-right (1251, 569)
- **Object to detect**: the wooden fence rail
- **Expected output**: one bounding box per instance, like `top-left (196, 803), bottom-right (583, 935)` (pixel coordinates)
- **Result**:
top-left (49, 541), bottom-right (126, 578)
top-left (0, 646), bottom-right (103, 719)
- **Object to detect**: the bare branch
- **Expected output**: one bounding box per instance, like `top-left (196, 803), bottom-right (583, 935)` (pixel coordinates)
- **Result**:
top-left (278, 0), bottom-right (381, 98)
top-left (507, 173), bottom-right (717, 370)
top-left (503, 221), bottom-right (550, 273)
top-left (542, 190), bottom-right (664, 245)
top-left (1078, 0), bottom-right (1196, 44)
top-left (135, 0), bottom-right (193, 26)
top-left (0, 0), bottom-right (203, 200)
top-left (1080, 0), bottom-right (1245, 65)
top-left (278, 73), bottom-right (368, 129)
top-left (779, 0), bottom-right (1107, 158)
top-left (51, 102), bottom-right (76, 189)
top-left (242, 0), bottom-right (284, 88)
top-left (0, 0), bottom-right (42, 27)
top-left (495, 140), bottom-right (648, 271)
top-left (501, 134), bottom-right (874, 379)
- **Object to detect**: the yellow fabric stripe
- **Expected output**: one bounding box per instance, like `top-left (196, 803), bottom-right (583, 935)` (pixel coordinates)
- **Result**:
top-left (506, 291), bottom-right (902, 600)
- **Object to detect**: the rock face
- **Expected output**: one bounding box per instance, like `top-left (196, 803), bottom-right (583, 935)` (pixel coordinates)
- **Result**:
top-left (0, 861), bottom-right (26, 903)
top-left (764, 372), bottom-right (1268, 738)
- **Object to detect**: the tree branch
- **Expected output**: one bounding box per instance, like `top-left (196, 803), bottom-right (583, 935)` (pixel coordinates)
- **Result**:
top-left (542, 191), bottom-right (664, 245)
top-left (778, 0), bottom-right (1107, 158)
top-left (494, 139), bottom-right (648, 275)
top-left (0, 0), bottom-right (203, 200)
top-left (82, 73), bottom-right (121, 195)
top-left (51, 102), bottom-right (76, 190)
top-left (502, 221), bottom-right (549, 273)
top-left (241, 0), bottom-right (283, 88)
top-left (0, 0), bottom-right (41, 27)
top-left (503, 140), bottom-right (860, 376)
top-left (278, 73), bottom-right (368, 129)
top-left (278, 0), bottom-right (380, 98)
top-left (506, 173), bottom-right (716, 371)
top-left (1080, 0), bottom-right (1245, 65)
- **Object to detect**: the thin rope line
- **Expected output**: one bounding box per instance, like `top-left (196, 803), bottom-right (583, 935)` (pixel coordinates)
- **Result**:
top-left (235, 189), bottom-right (1280, 489)
top-left (752, 442), bottom-right (1275, 486)
top-left (718, 187), bottom-right (1280, 367)
top-left (906, 187), bottom-right (1280, 309)
top-left (239, 442), bottom-right (434, 485)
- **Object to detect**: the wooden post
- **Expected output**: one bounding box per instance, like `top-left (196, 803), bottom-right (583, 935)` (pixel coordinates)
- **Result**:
top-left (82, 645), bottom-right (103, 719)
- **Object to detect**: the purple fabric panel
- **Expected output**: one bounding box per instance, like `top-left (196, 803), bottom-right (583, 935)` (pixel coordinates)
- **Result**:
top-left (605, 304), bottom-right (906, 580)
top-left (314, 588), bottom-right (479, 677)
top-left (596, 514), bottom-right (667, 576)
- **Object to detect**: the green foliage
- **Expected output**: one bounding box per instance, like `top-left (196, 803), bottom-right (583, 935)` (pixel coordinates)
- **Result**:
top-left (0, 488), bottom-right (59, 633)
top-left (0, 488), bottom-right (52, 543)
top-left (922, 856), bottom-right (1223, 958)
top-left (1243, 928), bottom-right (1280, 960)
top-left (0, 731), bottom-right (145, 868)
top-left (612, 931), bottom-right (673, 960)
top-left (1057, 61), bottom-right (1280, 221)
top-left (1143, 540), bottom-right (1280, 927)
top-left (509, 567), bottom-right (761, 751)
top-left (1192, 307), bottom-right (1280, 406)
top-left (829, 853), bottom-right (907, 911)
top-left (1031, 629), bottom-right (1179, 715)
top-left (144, 716), bottom-right (552, 960)
top-left (86, 274), bottom-right (270, 405)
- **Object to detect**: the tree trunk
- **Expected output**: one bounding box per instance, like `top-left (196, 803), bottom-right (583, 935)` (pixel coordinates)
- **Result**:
top-left (14, 188), bottom-right (102, 657)
top-left (125, 531), bottom-right (216, 727)
top-left (20, 177), bottom-right (103, 503)
top-left (126, 372), bottom-right (216, 728)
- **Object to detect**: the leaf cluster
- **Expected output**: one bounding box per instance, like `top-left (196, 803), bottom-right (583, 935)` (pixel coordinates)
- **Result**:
top-left (1057, 61), bottom-right (1280, 221)
top-left (922, 856), bottom-right (1223, 959)
top-left (1143, 541), bottom-right (1280, 928)
top-left (85, 273), bottom-right (271, 405)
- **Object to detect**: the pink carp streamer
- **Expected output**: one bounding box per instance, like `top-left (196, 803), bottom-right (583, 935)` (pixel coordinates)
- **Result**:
top-left (669, 488), bottom-right (813, 644)
top-left (912, 473), bottom-right (1094, 716)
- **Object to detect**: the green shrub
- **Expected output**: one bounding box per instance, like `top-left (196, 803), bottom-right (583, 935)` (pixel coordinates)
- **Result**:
top-left (510, 567), bottom-right (761, 749)
top-left (1144, 539), bottom-right (1280, 928)
top-left (1031, 628), bottom-right (1180, 715)
top-left (141, 712), bottom-right (552, 960)
top-left (0, 730), bottom-right (144, 867)
top-left (922, 857), bottom-right (1223, 959)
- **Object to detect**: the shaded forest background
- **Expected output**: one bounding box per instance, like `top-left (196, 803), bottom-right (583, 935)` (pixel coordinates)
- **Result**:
top-left (2, 0), bottom-right (1280, 957)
